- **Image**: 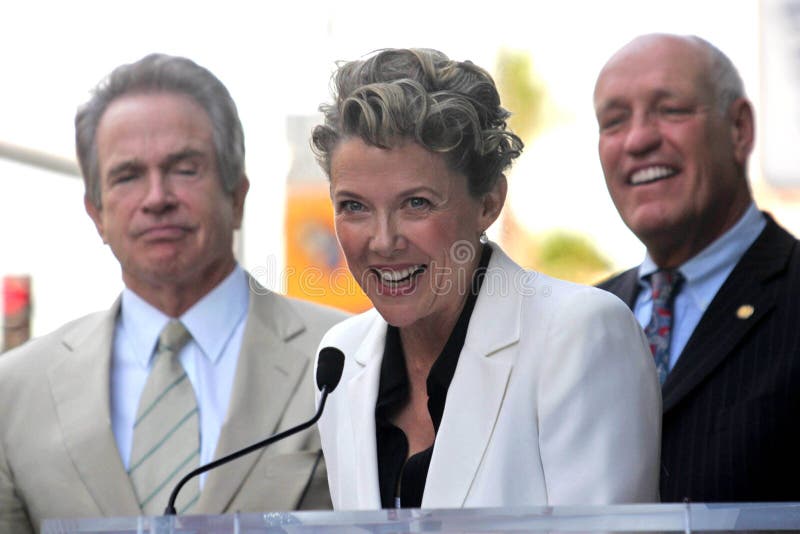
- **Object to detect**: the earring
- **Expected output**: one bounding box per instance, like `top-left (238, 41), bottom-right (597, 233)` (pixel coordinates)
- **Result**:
top-left (479, 231), bottom-right (488, 244)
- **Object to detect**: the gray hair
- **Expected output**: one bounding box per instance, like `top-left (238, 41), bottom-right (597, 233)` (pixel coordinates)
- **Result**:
top-left (311, 48), bottom-right (523, 196)
top-left (686, 36), bottom-right (747, 116)
top-left (76, 53), bottom-right (245, 208)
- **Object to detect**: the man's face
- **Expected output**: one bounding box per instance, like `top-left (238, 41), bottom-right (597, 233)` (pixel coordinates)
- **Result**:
top-left (593, 35), bottom-right (751, 267)
top-left (85, 92), bottom-right (248, 302)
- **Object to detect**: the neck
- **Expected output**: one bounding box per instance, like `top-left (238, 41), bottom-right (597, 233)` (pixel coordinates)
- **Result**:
top-left (399, 316), bottom-right (456, 375)
top-left (124, 261), bottom-right (236, 317)
top-left (647, 197), bottom-right (751, 269)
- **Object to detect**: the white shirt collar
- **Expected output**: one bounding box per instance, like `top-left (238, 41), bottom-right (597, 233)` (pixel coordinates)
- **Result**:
top-left (638, 202), bottom-right (765, 285)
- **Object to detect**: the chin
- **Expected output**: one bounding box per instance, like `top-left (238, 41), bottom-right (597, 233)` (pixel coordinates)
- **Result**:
top-left (626, 209), bottom-right (679, 238)
top-left (373, 304), bottom-right (421, 329)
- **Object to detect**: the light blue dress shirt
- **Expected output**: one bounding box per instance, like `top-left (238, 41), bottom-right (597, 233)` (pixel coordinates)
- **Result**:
top-left (111, 265), bottom-right (249, 487)
top-left (634, 203), bottom-right (766, 371)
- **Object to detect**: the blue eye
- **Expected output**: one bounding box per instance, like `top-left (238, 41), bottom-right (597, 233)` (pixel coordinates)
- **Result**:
top-left (339, 200), bottom-right (365, 213)
top-left (407, 197), bottom-right (430, 209)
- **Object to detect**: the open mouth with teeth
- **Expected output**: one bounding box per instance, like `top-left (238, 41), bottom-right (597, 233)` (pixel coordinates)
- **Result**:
top-left (373, 265), bottom-right (427, 288)
top-left (630, 166), bottom-right (678, 185)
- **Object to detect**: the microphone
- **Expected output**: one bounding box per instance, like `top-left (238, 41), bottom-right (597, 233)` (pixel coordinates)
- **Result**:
top-left (164, 346), bottom-right (345, 515)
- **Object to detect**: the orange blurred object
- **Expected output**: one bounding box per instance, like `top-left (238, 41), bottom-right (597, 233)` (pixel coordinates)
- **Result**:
top-left (285, 184), bottom-right (371, 313)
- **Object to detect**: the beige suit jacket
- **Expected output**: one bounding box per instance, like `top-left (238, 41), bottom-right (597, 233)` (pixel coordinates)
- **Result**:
top-left (0, 280), bottom-right (346, 533)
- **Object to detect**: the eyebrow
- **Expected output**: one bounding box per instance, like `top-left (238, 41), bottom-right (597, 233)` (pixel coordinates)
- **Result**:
top-left (596, 98), bottom-right (628, 115)
top-left (597, 88), bottom-right (692, 116)
top-left (332, 185), bottom-right (444, 201)
top-left (331, 188), bottom-right (365, 201)
top-left (107, 160), bottom-right (143, 178)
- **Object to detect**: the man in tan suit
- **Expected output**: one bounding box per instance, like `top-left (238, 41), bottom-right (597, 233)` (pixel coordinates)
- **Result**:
top-left (0, 54), bottom-right (346, 533)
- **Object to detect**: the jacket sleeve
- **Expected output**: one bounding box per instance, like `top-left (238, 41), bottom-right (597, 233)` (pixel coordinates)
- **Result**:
top-left (537, 287), bottom-right (661, 504)
top-left (0, 432), bottom-right (35, 534)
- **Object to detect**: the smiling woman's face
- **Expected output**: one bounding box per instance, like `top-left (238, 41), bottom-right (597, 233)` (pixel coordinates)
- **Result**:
top-left (329, 137), bottom-right (502, 331)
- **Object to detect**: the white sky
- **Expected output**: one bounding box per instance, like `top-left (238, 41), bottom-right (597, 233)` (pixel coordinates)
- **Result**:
top-left (0, 0), bottom-right (768, 335)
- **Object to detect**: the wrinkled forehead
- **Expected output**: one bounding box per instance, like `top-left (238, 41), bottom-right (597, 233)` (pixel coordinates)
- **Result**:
top-left (594, 35), bottom-right (713, 106)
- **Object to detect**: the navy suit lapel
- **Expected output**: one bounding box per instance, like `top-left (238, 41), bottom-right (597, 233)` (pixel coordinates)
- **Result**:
top-left (662, 217), bottom-right (795, 412)
top-left (598, 267), bottom-right (640, 309)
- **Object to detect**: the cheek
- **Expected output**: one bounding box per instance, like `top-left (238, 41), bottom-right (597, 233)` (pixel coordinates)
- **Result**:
top-left (605, 180), bottom-right (625, 207)
top-left (416, 221), bottom-right (470, 265)
top-left (412, 220), bottom-right (451, 247)
top-left (597, 138), bottom-right (620, 169)
top-left (98, 201), bottom-right (125, 234)
top-left (333, 221), bottom-right (363, 261)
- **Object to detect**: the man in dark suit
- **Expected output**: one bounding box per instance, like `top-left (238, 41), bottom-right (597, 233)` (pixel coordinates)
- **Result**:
top-left (594, 33), bottom-right (800, 502)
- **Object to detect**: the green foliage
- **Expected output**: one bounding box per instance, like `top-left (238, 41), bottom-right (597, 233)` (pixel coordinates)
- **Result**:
top-left (495, 48), bottom-right (547, 144)
top-left (537, 231), bottom-right (611, 283)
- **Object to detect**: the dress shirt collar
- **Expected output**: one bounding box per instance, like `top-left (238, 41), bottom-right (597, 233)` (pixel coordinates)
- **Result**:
top-left (637, 202), bottom-right (765, 289)
top-left (120, 264), bottom-right (249, 367)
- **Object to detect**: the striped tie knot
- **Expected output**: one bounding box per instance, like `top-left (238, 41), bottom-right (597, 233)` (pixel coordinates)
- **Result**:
top-left (158, 320), bottom-right (191, 354)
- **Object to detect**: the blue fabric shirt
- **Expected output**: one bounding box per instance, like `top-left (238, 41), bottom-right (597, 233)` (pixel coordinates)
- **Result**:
top-left (634, 203), bottom-right (766, 371)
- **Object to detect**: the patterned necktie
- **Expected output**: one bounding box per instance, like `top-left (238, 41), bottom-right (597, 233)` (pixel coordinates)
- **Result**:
top-left (645, 270), bottom-right (684, 385)
top-left (129, 320), bottom-right (200, 515)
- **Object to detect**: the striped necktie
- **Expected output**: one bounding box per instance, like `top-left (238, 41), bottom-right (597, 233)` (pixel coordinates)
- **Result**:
top-left (129, 320), bottom-right (200, 515)
top-left (645, 270), bottom-right (683, 386)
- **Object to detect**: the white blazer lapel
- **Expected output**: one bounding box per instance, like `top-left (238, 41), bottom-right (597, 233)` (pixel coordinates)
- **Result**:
top-left (346, 317), bottom-right (386, 509)
top-left (423, 245), bottom-right (522, 508)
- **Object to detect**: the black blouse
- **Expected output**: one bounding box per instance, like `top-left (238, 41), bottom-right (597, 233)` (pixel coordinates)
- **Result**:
top-left (375, 245), bottom-right (492, 508)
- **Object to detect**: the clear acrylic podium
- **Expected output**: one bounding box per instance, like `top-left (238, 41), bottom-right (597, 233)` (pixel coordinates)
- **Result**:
top-left (41, 503), bottom-right (800, 533)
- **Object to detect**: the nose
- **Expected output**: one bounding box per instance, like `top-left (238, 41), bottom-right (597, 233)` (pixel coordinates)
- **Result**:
top-left (368, 213), bottom-right (404, 257)
top-left (623, 112), bottom-right (662, 156)
top-left (141, 173), bottom-right (177, 214)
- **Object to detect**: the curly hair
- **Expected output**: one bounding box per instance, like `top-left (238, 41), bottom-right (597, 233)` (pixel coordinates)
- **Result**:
top-left (311, 48), bottom-right (523, 196)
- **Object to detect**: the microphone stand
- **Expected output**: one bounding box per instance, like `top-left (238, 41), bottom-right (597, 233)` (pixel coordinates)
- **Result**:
top-left (163, 384), bottom-right (332, 515)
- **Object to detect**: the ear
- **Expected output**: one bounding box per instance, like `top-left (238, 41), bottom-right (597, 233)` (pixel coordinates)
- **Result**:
top-left (232, 175), bottom-right (250, 229)
top-left (84, 195), bottom-right (107, 244)
top-left (478, 175), bottom-right (508, 232)
top-left (729, 98), bottom-right (755, 167)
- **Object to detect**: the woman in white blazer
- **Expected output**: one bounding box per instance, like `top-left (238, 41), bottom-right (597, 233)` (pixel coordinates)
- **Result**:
top-left (310, 48), bottom-right (661, 510)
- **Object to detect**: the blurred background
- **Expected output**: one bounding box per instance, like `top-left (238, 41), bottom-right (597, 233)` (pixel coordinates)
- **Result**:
top-left (3, 0), bottom-right (799, 350)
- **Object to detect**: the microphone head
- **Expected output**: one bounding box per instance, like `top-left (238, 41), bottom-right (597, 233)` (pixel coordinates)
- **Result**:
top-left (316, 347), bottom-right (345, 393)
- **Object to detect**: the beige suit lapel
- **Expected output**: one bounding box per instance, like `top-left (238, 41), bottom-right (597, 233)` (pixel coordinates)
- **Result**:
top-left (47, 298), bottom-right (142, 516)
top-left (197, 283), bottom-right (310, 512)
top-left (423, 246), bottom-right (521, 508)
